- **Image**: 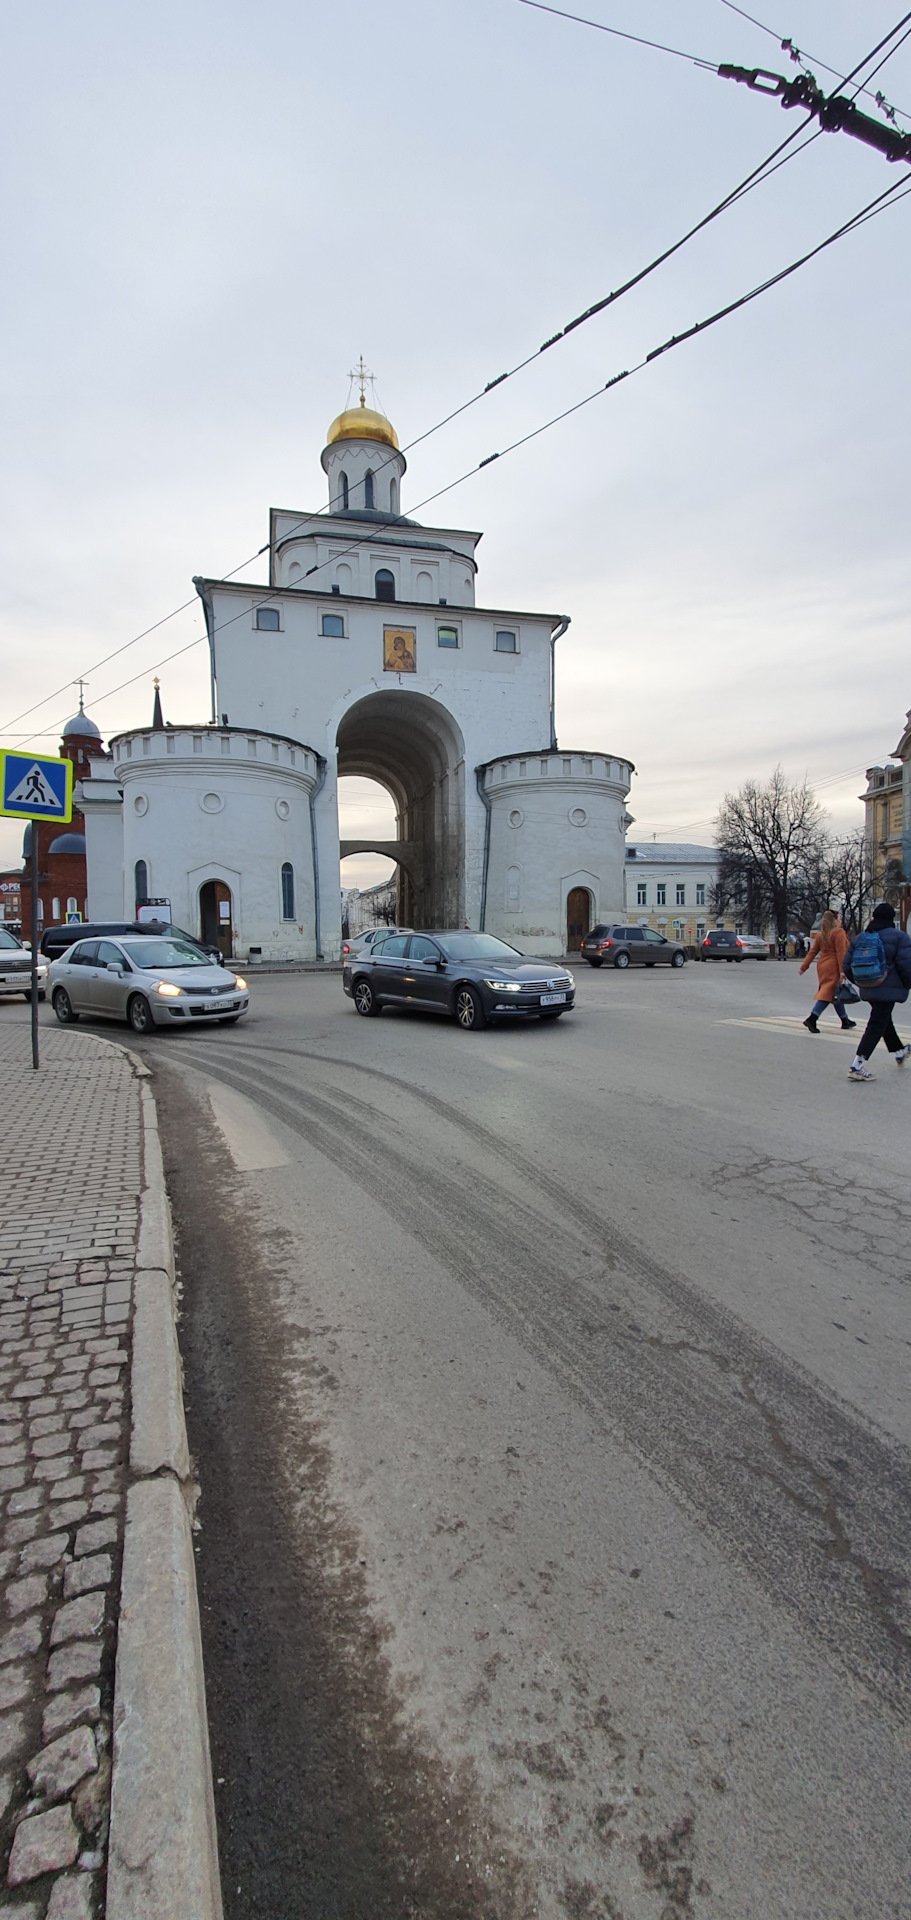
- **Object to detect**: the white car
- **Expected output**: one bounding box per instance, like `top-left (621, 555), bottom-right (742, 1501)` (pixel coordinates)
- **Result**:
top-left (341, 925), bottom-right (412, 959)
top-left (49, 931), bottom-right (249, 1034)
top-left (0, 927), bottom-right (47, 1002)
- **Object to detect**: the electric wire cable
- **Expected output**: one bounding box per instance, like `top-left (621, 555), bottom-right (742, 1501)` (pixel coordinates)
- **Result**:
top-left (514, 0), bottom-right (718, 68)
top-left (16, 165), bottom-right (908, 753)
top-left (717, 0), bottom-right (911, 121)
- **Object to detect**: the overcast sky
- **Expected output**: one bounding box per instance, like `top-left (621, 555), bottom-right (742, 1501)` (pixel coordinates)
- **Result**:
top-left (2, 0), bottom-right (909, 883)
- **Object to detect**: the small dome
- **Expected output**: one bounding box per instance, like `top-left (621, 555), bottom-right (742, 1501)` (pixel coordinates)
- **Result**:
top-left (48, 832), bottom-right (86, 855)
top-left (326, 403), bottom-right (399, 450)
top-left (62, 707), bottom-right (102, 742)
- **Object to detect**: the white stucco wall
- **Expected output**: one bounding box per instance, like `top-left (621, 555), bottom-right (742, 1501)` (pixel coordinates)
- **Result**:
top-left (101, 727), bottom-right (320, 960)
top-left (483, 751), bottom-right (633, 955)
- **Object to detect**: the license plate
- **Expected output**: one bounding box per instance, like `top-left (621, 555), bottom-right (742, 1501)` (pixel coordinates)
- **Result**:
top-left (540, 992), bottom-right (566, 1006)
top-left (1, 975), bottom-right (27, 985)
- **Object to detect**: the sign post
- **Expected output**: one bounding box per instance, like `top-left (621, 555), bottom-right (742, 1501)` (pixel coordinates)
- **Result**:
top-left (0, 752), bottom-right (74, 1071)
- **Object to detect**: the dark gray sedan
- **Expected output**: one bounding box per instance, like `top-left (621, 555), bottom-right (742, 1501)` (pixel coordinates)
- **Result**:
top-left (343, 931), bottom-right (575, 1031)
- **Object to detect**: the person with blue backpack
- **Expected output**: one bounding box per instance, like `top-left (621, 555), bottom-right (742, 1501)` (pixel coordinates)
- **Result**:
top-left (843, 901), bottom-right (911, 1082)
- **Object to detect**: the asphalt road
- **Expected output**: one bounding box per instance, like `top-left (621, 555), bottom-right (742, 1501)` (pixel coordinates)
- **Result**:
top-left (7, 959), bottom-right (911, 1918)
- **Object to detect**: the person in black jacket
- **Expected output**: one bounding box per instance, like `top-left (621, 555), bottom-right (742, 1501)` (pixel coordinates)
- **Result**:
top-left (843, 901), bottom-right (911, 1081)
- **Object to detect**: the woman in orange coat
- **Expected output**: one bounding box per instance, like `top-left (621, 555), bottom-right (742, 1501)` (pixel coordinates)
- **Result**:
top-left (799, 909), bottom-right (854, 1032)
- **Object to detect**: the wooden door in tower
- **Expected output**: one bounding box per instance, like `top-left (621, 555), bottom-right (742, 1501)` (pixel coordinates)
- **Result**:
top-left (566, 887), bottom-right (591, 952)
top-left (199, 879), bottom-right (234, 959)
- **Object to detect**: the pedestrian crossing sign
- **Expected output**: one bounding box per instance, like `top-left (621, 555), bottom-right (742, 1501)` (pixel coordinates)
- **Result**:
top-left (0, 751), bottom-right (73, 822)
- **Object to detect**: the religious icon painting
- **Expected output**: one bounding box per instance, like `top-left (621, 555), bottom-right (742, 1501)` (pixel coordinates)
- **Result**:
top-left (383, 626), bottom-right (417, 673)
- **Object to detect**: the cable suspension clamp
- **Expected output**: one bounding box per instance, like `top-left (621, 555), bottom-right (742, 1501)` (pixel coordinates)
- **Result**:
top-left (717, 63), bottom-right (911, 164)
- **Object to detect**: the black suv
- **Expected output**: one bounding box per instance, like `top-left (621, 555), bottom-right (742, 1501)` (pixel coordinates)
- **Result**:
top-left (579, 925), bottom-right (687, 969)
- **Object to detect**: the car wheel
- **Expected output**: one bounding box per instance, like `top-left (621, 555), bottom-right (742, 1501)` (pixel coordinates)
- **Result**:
top-left (354, 978), bottom-right (381, 1017)
top-left (613, 951), bottom-right (630, 970)
top-left (128, 994), bottom-right (154, 1034)
top-left (588, 958), bottom-right (603, 969)
top-left (671, 951), bottom-right (686, 968)
top-left (455, 985), bottom-right (486, 1030)
top-left (52, 988), bottom-right (78, 1024)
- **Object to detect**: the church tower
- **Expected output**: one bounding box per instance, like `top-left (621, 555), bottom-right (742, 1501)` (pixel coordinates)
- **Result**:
top-left (320, 359), bottom-right (406, 519)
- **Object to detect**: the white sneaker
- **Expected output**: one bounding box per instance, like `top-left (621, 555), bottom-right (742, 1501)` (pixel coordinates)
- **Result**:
top-left (896, 1046), bottom-right (911, 1065)
top-left (848, 1060), bottom-right (875, 1081)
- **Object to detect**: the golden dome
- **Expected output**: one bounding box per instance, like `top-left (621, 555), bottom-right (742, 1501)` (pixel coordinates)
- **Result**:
top-left (326, 401), bottom-right (399, 450)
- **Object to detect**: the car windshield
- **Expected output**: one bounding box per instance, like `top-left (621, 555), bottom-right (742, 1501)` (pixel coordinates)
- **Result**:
top-left (117, 937), bottom-right (213, 969)
top-left (437, 934), bottom-right (523, 962)
top-left (0, 929), bottom-right (22, 950)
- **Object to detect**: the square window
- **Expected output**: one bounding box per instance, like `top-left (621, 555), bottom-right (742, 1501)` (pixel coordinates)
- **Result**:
top-left (321, 613), bottom-right (345, 637)
top-left (255, 606), bottom-right (280, 631)
top-left (656, 884), bottom-right (666, 906)
top-left (331, 584), bottom-right (340, 595)
top-left (637, 882), bottom-right (647, 906)
top-left (495, 629), bottom-right (517, 653)
top-left (437, 626), bottom-right (459, 648)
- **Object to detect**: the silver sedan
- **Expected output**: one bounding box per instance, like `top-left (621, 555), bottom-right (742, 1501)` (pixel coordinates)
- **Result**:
top-left (49, 932), bottom-right (249, 1034)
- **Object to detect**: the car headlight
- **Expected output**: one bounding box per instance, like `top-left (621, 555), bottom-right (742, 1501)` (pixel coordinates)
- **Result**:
top-left (484, 979), bottom-right (522, 991)
top-left (563, 971), bottom-right (575, 987)
top-left (233, 975), bottom-right (247, 991)
top-left (155, 981), bottom-right (182, 997)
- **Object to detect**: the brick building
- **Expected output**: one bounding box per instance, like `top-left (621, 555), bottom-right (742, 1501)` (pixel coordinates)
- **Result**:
top-left (0, 706), bottom-right (105, 934)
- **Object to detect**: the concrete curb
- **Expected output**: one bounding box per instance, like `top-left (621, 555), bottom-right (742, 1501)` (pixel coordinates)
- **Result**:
top-left (107, 1057), bottom-right (223, 1919)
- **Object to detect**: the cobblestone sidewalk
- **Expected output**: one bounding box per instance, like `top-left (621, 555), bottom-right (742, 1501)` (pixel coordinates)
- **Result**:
top-left (0, 1018), bottom-right (143, 1920)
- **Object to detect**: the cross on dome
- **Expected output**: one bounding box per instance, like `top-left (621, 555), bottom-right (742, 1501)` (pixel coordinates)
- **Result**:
top-left (348, 356), bottom-right (375, 406)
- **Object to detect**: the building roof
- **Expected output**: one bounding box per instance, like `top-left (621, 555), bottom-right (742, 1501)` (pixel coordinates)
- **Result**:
top-left (625, 843), bottom-right (717, 862)
top-left (325, 402), bottom-right (399, 450)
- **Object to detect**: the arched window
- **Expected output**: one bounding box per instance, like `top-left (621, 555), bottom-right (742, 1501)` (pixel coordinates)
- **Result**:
top-left (52, 897), bottom-right (61, 920)
top-left (390, 477), bottom-right (399, 515)
top-left (339, 471), bottom-right (348, 510)
top-left (375, 568), bottom-right (395, 602)
top-left (66, 897), bottom-right (78, 916)
top-left (281, 862), bottom-right (295, 920)
top-left (134, 859), bottom-right (148, 907)
top-left (364, 470), bottom-right (375, 510)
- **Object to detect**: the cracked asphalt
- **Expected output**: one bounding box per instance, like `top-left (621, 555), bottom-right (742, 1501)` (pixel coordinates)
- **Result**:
top-left (89, 958), bottom-right (911, 1920)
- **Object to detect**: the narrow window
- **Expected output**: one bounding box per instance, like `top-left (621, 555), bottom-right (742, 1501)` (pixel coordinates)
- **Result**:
top-left (364, 470), bottom-right (375, 510)
top-left (676, 883), bottom-right (685, 906)
top-left (637, 882), bottom-right (647, 906)
top-left (437, 626), bottom-right (459, 648)
top-left (339, 471), bottom-right (349, 510)
top-left (281, 863), bottom-right (295, 920)
top-left (66, 896), bottom-right (77, 916)
top-left (52, 897), bottom-right (61, 920)
top-left (696, 882), bottom-right (705, 906)
top-left (657, 884), bottom-right (666, 907)
top-left (375, 569), bottom-right (395, 602)
top-left (696, 920), bottom-right (706, 941)
top-left (494, 629), bottom-right (516, 653)
top-left (255, 607), bottom-right (280, 631)
top-left (134, 859), bottom-right (148, 907)
top-left (321, 613), bottom-right (345, 637)
top-left (390, 477), bottom-right (399, 514)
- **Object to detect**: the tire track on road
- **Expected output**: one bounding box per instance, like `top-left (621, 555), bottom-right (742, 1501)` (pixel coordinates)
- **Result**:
top-left (189, 1040), bottom-right (911, 1719)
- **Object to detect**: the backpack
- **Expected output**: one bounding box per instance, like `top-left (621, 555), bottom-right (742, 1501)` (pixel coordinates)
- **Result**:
top-left (851, 930), bottom-right (888, 984)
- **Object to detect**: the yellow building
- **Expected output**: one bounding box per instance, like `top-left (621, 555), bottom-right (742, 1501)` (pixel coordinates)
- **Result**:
top-left (861, 709), bottom-right (909, 899)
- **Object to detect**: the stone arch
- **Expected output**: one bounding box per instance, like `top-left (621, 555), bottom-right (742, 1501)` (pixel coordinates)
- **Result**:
top-left (336, 690), bottom-right (465, 927)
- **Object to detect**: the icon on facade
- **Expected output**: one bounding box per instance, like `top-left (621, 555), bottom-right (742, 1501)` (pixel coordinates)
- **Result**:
top-left (383, 627), bottom-right (417, 673)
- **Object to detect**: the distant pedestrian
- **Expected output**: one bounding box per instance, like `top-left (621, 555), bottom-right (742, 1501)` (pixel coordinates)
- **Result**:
top-left (843, 902), bottom-right (911, 1082)
top-left (799, 910), bottom-right (854, 1033)
top-left (777, 933), bottom-right (788, 961)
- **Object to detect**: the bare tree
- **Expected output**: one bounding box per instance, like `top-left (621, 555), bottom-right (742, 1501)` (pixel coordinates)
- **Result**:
top-left (715, 768), bottom-right (828, 939)
top-left (825, 830), bottom-right (874, 933)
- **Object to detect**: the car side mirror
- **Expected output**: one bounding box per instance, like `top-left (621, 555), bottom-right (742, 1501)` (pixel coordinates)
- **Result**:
top-left (106, 961), bottom-right (125, 974)
top-left (435, 958), bottom-right (447, 971)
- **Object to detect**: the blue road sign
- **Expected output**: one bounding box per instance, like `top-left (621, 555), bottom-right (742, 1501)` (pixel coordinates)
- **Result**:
top-left (0, 751), bottom-right (73, 822)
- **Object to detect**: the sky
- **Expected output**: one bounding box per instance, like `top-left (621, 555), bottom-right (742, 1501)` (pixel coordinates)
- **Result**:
top-left (1, 0), bottom-right (909, 886)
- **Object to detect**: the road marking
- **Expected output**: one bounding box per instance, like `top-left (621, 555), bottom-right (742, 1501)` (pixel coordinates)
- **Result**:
top-left (207, 1080), bottom-right (290, 1169)
top-left (719, 1017), bottom-right (859, 1044)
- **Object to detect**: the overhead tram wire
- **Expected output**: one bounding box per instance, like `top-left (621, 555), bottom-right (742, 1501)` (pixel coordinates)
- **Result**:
top-left (717, 0), bottom-right (911, 122)
top-left (6, 15), bottom-right (903, 743)
top-left (18, 165), bottom-right (909, 754)
top-left (513, 0), bottom-right (717, 68)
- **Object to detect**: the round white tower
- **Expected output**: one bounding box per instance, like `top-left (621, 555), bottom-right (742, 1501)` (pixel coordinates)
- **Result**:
top-left (320, 391), bottom-right (406, 519)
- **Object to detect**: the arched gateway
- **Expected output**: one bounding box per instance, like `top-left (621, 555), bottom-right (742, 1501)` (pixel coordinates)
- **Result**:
top-left (78, 376), bottom-right (635, 959)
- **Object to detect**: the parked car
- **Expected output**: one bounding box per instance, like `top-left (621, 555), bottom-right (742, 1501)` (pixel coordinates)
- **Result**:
top-left (343, 930), bottom-right (575, 1030)
top-left (41, 920), bottom-right (220, 962)
top-left (0, 926), bottom-right (47, 1002)
top-left (49, 932), bottom-right (249, 1034)
top-left (579, 925), bottom-right (687, 970)
top-left (699, 930), bottom-right (769, 962)
top-left (341, 925), bottom-right (413, 960)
